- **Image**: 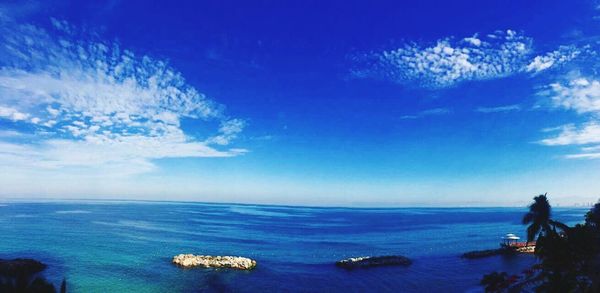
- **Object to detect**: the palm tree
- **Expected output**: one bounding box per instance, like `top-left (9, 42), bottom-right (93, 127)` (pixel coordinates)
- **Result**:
top-left (585, 201), bottom-right (600, 228)
top-left (522, 193), bottom-right (552, 243)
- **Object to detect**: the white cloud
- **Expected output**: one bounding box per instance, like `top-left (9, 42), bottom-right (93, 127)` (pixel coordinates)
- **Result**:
top-left (463, 35), bottom-right (482, 46)
top-left (526, 46), bottom-right (583, 73)
top-left (581, 145), bottom-right (600, 152)
top-left (352, 30), bottom-right (585, 89)
top-left (0, 19), bottom-right (246, 174)
top-left (207, 119), bottom-right (246, 145)
top-left (46, 106), bottom-right (59, 116)
top-left (351, 30), bottom-right (533, 88)
top-left (544, 78), bottom-right (600, 114)
top-left (539, 78), bottom-right (600, 159)
top-left (475, 104), bottom-right (521, 113)
top-left (565, 152), bottom-right (600, 159)
top-left (400, 108), bottom-right (451, 119)
top-left (0, 106), bottom-right (29, 121)
top-left (540, 123), bottom-right (600, 146)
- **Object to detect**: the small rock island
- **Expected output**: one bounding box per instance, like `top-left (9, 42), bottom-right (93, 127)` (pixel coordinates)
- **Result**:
top-left (336, 255), bottom-right (412, 269)
top-left (172, 254), bottom-right (257, 270)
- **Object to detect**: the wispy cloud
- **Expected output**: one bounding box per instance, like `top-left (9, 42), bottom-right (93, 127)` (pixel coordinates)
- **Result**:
top-left (543, 78), bottom-right (600, 114)
top-left (538, 77), bottom-right (600, 159)
top-left (207, 119), bottom-right (247, 145)
top-left (475, 104), bottom-right (521, 113)
top-left (526, 45), bottom-right (583, 73)
top-left (540, 123), bottom-right (600, 146)
top-left (351, 30), bottom-right (532, 88)
top-left (400, 108), bottom-right (452, 120)
top-left (0, 18), bottom-right (246, 174)
top-left (351, 30), bottom-right (585, 89)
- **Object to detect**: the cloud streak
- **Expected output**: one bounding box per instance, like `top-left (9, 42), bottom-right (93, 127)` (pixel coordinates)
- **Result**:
top-left (475, 104), bottom-right (521, 113)
top-left (400, 108), bottom-right (452, 120)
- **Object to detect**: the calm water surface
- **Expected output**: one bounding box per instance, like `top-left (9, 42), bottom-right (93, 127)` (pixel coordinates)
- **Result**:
top-left (0, 201), bottom-right (588, 292)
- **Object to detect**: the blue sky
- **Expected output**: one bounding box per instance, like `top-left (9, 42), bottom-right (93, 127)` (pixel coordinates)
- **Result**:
top-left (1, 0), bottom-right (600, 206)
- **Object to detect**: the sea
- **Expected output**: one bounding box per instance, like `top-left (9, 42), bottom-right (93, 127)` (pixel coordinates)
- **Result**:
top-left (0, 201), bottom-right (588, 292)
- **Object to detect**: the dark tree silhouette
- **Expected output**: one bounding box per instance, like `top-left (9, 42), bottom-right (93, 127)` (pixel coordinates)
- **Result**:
top-left (483, 195), bottom-right (600, 291)
top-left (525, 196), bottom-right (597, 291)
top-left (522, 193), bottom-right (552, 243)
top-left (585, 201), bottom-right (600, 228)
top-left (480, 271), bottom-right (508, 292)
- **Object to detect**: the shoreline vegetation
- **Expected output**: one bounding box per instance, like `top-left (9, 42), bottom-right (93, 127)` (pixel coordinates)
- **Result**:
top-left (480, 194), bottom-right (600, 292)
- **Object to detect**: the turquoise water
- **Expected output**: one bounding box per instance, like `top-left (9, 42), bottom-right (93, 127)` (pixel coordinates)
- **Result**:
top-left (0, 201), bottom-right (587, 292)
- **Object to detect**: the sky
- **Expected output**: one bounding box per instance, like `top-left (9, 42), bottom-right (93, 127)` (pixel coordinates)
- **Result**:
top-left (1, 0), bottom-right (600, 206)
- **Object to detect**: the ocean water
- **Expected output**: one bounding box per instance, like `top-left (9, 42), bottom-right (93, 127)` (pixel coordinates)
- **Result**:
top-left (0, 201), bottom-right (588, 292)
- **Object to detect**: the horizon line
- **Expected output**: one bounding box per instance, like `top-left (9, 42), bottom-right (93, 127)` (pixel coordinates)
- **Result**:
top-left (0, 197), bottom-right (593, 210)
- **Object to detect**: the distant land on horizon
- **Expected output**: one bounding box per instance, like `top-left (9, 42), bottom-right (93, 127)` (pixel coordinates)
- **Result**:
top-left (0, 196), bottom-right (597, 209)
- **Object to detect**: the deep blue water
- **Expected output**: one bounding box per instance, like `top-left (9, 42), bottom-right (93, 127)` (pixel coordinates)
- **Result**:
top-left (0, 201), bottom-right (588, 292)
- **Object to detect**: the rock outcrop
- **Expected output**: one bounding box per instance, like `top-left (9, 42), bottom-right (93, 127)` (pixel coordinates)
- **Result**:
top-left (461, 248), bottom-right (511, 259)
top-left (172, 254), bottom-right (256, 270)
top-left (0, 258), bottom-right (47, 276)
top-left (462, 245), bottom-right (535, 259)
top-left (335, 255), bottom-right (412, 269)
top-left (0, 258), bottom-right (62, 293)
